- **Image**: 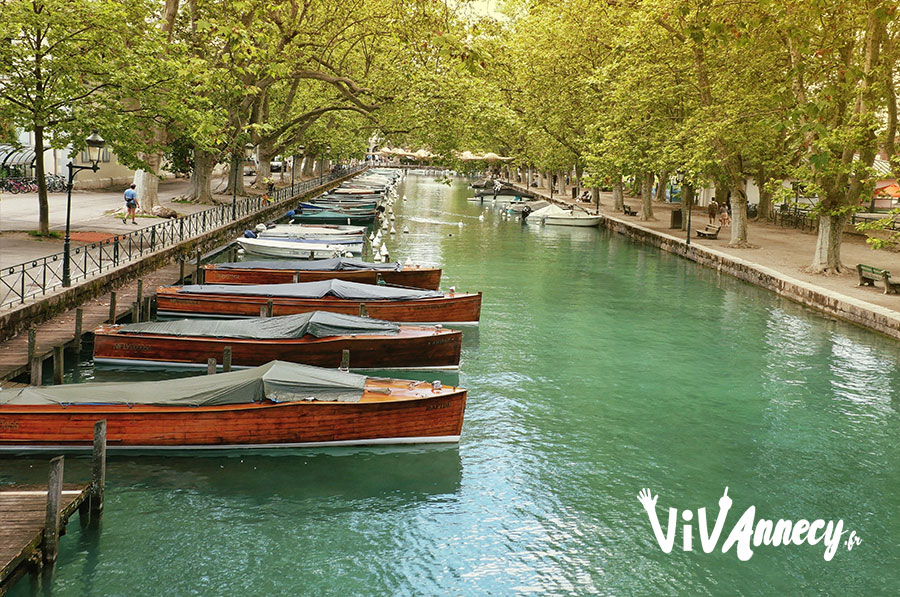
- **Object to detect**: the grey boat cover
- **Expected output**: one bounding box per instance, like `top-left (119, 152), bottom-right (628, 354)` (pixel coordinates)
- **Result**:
top-left (116, 311), bottom-right (399, 339)
top-left (215, 258), bottom-right (403, 272)
top-left (0, 361), bottom-right (367, 406)
top-left (176, 279), bottom-right (443, 300)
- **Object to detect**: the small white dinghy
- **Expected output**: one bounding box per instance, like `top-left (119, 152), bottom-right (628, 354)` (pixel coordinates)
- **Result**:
top-left (527, 204), bottom-right (602, 227)
top-left (237, 237), bottom-right (363, 259)
top-left (257, 223), bottom-right (366, 240)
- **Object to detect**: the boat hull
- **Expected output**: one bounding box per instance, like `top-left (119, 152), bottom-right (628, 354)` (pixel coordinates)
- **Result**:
top-left (238, 239), bottom-right (362, 258)
top-left (93, 326), bottom-right (462, 369)
top-left (202, 265), bottom-right (442, 290)
top-left (0, 385), bottom-right (466, 450)
top-left (542, 215), bottom-right (602, 227)
top-left (156, 290), bottom-right (482, 324)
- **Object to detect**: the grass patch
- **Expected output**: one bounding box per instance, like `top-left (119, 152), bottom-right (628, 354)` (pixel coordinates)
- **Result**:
top-left (27, 230), bottom-right (63, 240)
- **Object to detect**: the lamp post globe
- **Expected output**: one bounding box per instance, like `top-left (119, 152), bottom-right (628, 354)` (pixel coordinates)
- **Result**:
top-left (63, 132), bottom-right (105, 287)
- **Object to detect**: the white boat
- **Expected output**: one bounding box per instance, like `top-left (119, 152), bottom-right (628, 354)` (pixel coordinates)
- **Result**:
top-left (526, 204), bottom-right (602, 227)
top-left (258, 223), bottom-right (366, 240)
top-left (237, 237), bottom-right (362, 259)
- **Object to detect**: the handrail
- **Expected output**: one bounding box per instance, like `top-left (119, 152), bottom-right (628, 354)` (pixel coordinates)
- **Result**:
top-left (0, 165), bottom-right (365, 308)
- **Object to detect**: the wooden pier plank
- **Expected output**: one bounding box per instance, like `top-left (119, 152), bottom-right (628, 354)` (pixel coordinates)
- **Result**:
top-left (0, 484), bottom-right (89, 592)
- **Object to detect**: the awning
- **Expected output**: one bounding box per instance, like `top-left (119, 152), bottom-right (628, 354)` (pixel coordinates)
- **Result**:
top-left (0, 144), bottom-right (37, 167)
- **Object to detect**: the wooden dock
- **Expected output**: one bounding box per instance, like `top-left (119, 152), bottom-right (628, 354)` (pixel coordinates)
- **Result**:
top-left (0, 261), bottom-right (185, 383)
top-left (0, 422), bottom-right (106, 596)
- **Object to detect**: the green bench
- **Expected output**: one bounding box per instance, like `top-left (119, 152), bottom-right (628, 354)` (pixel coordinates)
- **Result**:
top-left (696, 224), bottom-right (721, 239)
top-left (857, 264), bottom-right (900, 295)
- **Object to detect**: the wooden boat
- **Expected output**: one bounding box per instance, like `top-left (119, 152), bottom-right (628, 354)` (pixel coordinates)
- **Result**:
top-left (203, 259), bottom-right (442, 290)
top-left (156, 280), bottom-right (482, 324)
top-left (0, 361), bottom-right (466, 450)
top-left (542, 213), bottom-right (602, 227)
top-left (237, 237), bottom-right (362, 258)
top-left (93, 312), bottom-right (462, 370)
top-left (291, 210), bottom-right (376, 225)
top-left (299, 202), bottom-right (378, 213)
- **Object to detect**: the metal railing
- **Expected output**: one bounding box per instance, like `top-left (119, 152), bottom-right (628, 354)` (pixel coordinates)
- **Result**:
top-left (773, 201), bottom-right (900, 234)
top-left (0, 165), bottom-right (365, 308)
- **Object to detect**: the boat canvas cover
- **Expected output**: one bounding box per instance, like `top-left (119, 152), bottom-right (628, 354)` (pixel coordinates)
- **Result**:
top-left (0, 361), bottom-right (367, 406)
top-left (176, 279), bottom-right (443, 300)
top-left (215, 258), bottom-right (403, 272)
top-left (116, 311), bottom-right (399, 339)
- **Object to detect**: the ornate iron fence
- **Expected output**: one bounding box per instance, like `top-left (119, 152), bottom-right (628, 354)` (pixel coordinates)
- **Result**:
top-left (1, 165), bottom-right (365, 308)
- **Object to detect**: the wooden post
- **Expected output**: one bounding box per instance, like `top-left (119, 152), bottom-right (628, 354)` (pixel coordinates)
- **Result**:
top-left (143, 296), bottom-right (152, 322)
top-left (132, 301), bottom-right (140, 323)
top-left (136, 279), bottom-right (143, 312)
top-left (53, 346), bottom-right (64, 385)
top-left (223, 346), bottom-right (232, 372)
top-left (108, 291), bottom-right (117, 323)
top-left (179, 258), bottom-right (185, 284)
top-left (292, 272), bottom-right (299, 283)
top-left (27, 327), bottom-right (36, 363)
top-left (74, 308), bottom-right (83, 353)
top-left (195, 249), bottom-right (202, 284)
top-left (207, 358), bottom-right (217, 375)
top-left (259, 305), bottom-right (267, 318)
top-left (90, 420), bottom-right (106, 519)
top-left (266, 299), bottom-right (274, 318)
top-left (31, 356), bottom-right (42, 386)
top-left (43, 456), bottom-right (64, 563)
top-left (359, 303), bottom-right (368, 317)
top-left (340, 349), bottom-right (350, 370)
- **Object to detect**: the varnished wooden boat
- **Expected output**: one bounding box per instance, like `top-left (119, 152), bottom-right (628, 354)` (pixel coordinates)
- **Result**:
top-left (93, 322), bottom-right (462, 370)
top-left (0, 362), bottom-right (466, 450)
top-left (203, 261), bottom-right (442, 290)
top-left (156, 281), bottom-right (481, 324)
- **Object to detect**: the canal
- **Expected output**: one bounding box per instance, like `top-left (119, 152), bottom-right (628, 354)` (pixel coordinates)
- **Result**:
top-left (3, 173), bottom-right (899, 595)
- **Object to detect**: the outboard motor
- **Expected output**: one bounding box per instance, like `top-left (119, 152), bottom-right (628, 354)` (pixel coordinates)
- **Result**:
top-left (255, 223), bottom-right (267, 233)
top-left (243, 229), bottom-right (257, 239)
top-left (521, 205), bottom-right (532, 220)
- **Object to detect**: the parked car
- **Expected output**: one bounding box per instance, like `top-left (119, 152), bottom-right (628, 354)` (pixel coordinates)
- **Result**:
top-left (270, 157), bottom-right (284, 172)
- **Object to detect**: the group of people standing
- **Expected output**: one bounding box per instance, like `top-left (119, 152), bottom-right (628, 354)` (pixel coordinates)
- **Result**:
top-left (707, 197), bottom-right (731, 227)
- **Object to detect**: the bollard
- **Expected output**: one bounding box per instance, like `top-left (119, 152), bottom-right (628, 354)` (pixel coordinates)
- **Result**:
top-left (74, 308), bottom-right (83, 353)
top-left (340, 349), bottom-right (350, 371)
top-left (223, 346), bottom-right (232, 372)
top-left (266, 299), bottom-right (274, 318)
top-left (30, 356), bottom-right (42, 386)
top-left (53, 346), bottom-right (64, 385)
top-left (109, 291), bottom-right (117, 323)
top-left (43, 456), bottom-right (64, 563)
top-left (27, 327), bottom-right (36, 363)
top-left (207, 358), bottom-right (217, 375)
top-left (90, 420), bottom-right (107, 519)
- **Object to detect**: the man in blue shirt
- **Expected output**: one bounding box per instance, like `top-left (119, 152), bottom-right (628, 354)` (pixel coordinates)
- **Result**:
top-left (123, 184), bottom-right (139, 224)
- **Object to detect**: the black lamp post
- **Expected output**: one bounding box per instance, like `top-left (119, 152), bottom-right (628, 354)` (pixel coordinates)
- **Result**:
top-left (679, 172), bottom-right (692, 245)
top-left (63, 132), bottom-right (105, 287)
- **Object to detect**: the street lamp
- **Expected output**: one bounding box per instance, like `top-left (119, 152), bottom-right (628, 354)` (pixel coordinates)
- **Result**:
top-left (678, 171), bottom-right (693, 245)
top-left (62, 132), bottom-right (105, 287)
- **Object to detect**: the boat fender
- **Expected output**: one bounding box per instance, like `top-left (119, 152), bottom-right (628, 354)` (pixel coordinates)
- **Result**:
top-left (285, 210), bottom-right (296, 218)
top-left (243, 230), bottom-right (257, 238)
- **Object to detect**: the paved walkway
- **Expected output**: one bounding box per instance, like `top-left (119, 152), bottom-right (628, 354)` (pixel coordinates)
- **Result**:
top-left (516, 183), bottom-right (900, 314)
top-left (0, 173), bottom-right (282, 269)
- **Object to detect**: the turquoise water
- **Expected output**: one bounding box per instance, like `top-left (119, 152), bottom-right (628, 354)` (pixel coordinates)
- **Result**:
top-left (3, 173), bottom-right (899, 595)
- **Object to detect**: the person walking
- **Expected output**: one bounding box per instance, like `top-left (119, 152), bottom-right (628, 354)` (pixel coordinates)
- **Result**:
top-left (707, 199), bottom-right (719, 225)
top-left (123, 184), bottom-right (139, 224)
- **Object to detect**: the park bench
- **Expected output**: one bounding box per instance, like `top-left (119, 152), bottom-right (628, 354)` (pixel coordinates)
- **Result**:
top-left (623, 205), bottom-right (637, 216)
top-left (856, 264), bottom-right (900, 294)
top-left (695, 224), bottom-right (721, 239)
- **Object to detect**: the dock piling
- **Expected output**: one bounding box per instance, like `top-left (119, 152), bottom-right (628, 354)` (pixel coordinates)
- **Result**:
top-left (179, 258), bottom-right (185, 284)
top-left (359, 303), bottom-right (368, 318)
top-left (53, 346), bottom-right (64, 385)
top-left (195, 250), bottom-right (202, 284)
top-left (27, 328), bottom-right (36, 363)
top-left (340, 349), bottom-right (350, 371)
top-left (108, 291), bottom-right (117, 323)
top-left (259, 305), bottom-right (267, 318)
top-left (143, 296), bottom-right (152, 322)
top-left (43, 456), bottom-right (64, 564)
top-left (90, 420), bottom-right (107, 519)
top-left (266, 299), bottom-right (274, 318)
top-left (30, 357), bottom-right (42, 386)
top-left (136, 279), bottom-right (143, 312)
top-left (223, 347), bottom-right (232, 372)
top-left (132, 301), bottom-right (139, 323)
top-left (207, 358), bottom-right (217, 375)
top-left (74, 308), bottom-right (83, 353)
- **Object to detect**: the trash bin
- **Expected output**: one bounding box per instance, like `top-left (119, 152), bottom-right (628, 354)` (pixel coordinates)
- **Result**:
top-left (670, 209), bottom-right (683, 229)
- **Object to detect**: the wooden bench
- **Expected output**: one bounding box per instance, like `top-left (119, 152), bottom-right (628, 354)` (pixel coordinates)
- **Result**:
top-left (857, 264), bottom-right (900, 294)
top-left (695, 224), bottom-right (721, 239)
top-left (623, 205), bottom-right (638, 216)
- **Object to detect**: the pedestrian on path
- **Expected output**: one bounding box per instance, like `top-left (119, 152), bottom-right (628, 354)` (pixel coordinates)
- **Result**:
top-left (707, 199), bottom-right (718, 225)
top-left (123, 184), bottom-right (139, 224)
